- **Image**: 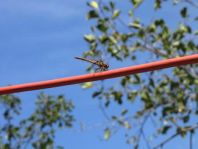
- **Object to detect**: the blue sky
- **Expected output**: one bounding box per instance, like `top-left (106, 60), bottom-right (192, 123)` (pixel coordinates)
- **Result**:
top-left (0, 0), bottom-right (132, 148)
top-left (0, 0), bottom-right (197, 149)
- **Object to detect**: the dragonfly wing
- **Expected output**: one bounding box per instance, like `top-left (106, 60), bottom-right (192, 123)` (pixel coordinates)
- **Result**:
top-left (75, 57), bottom-right (97, 64)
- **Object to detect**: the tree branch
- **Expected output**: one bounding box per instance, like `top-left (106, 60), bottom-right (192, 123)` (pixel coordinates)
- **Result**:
top-left (153, 133), bottom-right (178, 149)
top-left (135, 113), bottom-right (152, 149)
top-left (154, 123), bottom-right (198, 149)
top-left (180, 65), bottom-right (198, 79)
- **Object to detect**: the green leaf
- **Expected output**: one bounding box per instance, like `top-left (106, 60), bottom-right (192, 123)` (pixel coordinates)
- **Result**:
top-left (99, 35), bottom-right (109, 43)
top-left (180, 7), bottom-right (188, 18)
top-left (177, 127), bottom-right (187, 137)
top-left (147, 23), bottom-right (156, 33)
top-left (112, 10), bottom-right (121, 19)
top-left (121, 76), bottom-right (130, 86)
top-left (87, 10), bottom-right (99, 19)
top-left (172, 41), bottom-right (180, 47)
top-left (81, 82), bottom-right (93, 89)
top-left (84, 34), bottom-right (96, 43)
top-left (110, 1), bottom-right (115, 9)
top-left (161, 126), bottom-right (171, 134)
top-left (121, 109), bottom-right (128, 116)
top-left (194, 16), bottom-right (198, 21)
top-left (155, 19), bottom-right (165, 26)
top-left (88, 1), bottom-right (99, 9)
top-left (195, 79), bottom-right (198, 85)
top-left (183, 115), bottom-right (190, 123)
top-left (140, 91), bottom-right (153, 109)
top-left (97, 19), bottom-right (108, 32)
top-left (92, 91), bottom-right (102, 98)
top-left (3, 144), bottom-right (10, 149)
top-left (179, 24), bottom-right (191, 33)
top-left (92, 87), bottom-right (103, 99)
top-left (178, 101), bottom-right (185, 113)
top-left (127, 91), bottom-right (138, 102)
top-left (155, 0), bottom-right (161, 9)
top-left (103, 6), bottom-right (110, 12)
top-left (121, 34), bottom-right (130, 42)
top-left (109, 36), bottom-right (117, 44)
top-left (194, 30), bottom-right (198, 35)
top-left (162, 106), bottom-right (175, 117)
top-left (133, 74), bottom-right (141, 84)
top-left (128, 10), bottom-right (134, 17)
top-left (112, 91), bottom-right (123, 104)
top-left (104, 128), bottom-right (111, 140)
top-left (129, 20), bottom-right (142, 29)
top-left (131, 0), bottom-right (143, 8)
top-left (123, 121), bottom-right (131, 129)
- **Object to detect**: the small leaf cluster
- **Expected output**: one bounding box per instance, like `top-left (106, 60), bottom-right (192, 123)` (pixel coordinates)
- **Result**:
top-left (84, 0), bottom-right (198, 148)
top-left (0, 93), bottom-right (74, 149)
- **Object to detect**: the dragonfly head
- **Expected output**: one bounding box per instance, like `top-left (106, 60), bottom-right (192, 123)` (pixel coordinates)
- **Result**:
top-left (105, 63), bottom-right (109, 69)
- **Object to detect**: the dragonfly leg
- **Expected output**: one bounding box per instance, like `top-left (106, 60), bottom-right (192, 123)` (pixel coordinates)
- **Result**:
top-left (95, 67), bottom-right (107, 72)
top-left (101, 66), bottom-right (108, 71)
top-left (95, 68), bottom-right (101, 72)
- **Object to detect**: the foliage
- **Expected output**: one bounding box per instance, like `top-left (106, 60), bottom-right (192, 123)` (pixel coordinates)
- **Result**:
top-left (84, 0), bottom-right (198, 148)
top-left (0, 93), bottom-right (74, 149)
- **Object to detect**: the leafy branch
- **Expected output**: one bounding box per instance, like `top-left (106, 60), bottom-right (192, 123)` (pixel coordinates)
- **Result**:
top-left (154, 123), bottom-right (198, 149)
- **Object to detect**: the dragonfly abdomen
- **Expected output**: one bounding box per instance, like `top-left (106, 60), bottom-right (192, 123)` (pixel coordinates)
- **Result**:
top-left (74, 57), bottom-right (97, 64)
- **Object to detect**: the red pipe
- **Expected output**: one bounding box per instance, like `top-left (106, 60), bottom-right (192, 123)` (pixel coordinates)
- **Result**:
top-left (0, 54), bottom-right (198, 95)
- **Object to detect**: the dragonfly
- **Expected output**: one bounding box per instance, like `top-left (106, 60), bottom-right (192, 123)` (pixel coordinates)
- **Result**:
top-left (75, 57), bottom-right (109, 72)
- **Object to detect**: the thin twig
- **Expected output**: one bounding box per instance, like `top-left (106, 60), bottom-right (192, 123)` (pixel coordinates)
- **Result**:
top-left (153, 133), bottom-right (178, 149)
top-left (98, 101), bottom-right (111, 121)
top-left (135, 113), bottom-right (151, 149)
top-left (139, 45), bottom-right (167, 58)
top-left (142, 130), bottom-right (152, 149)
top-left (154, 123), bottom-right (198, 149)
top-left (190, 131), bottom-right (193, 149)
top-left (180, 65), bottom-right (198, 78)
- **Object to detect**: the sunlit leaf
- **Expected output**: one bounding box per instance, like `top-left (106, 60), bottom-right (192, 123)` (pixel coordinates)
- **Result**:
top-left (104, 128), bottom-right (111, 140)
top-left (131, 0), bottom-right (143, 8)
top-left (155, 0), bottom-right (161, 9)
top-left (129, 20), bottom-right (142, 29)
top-left (88, 1), bottom-right (99, 9)
top-left (81, 82), bottom-right (93, 89)
top-left (112, 10), bottom-right (121, 19)
top-left (84, 34), bottom-right (96, 43)
top-left (124, 121), bottom-right (131, 129)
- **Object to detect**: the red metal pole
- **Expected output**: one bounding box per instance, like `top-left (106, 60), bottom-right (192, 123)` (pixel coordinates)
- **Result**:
top-left (0, 54), bottom-right (198, 95)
